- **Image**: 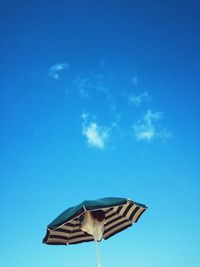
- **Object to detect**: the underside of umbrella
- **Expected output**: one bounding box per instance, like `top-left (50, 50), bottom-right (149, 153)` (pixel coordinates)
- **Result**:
top-left (43, 197), bottom-right (147, 245)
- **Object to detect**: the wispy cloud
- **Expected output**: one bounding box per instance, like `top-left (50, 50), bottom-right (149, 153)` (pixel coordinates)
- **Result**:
top-left (75, 64), bottom-right (172, 147)
top-left (49, 63), bottom-right (69, 79)
top-left (157, 129), bottom-right (173, 140)
top-left (73, 61), bottom-right (111, 99)
top-left (132, 73), bottom-right (138, 86)
top-left (133, 110), bottom-right (171, 142)
top-left (73, 73), bottom-right (110, 99)
top-left (129, 91), bottom-right (151, 107)
top-left (81, 113), bottom-right (110, 149)
top-left (73, 75), bottom-right (90, 98)
top-left (80, 112), bottom-right (90, 121)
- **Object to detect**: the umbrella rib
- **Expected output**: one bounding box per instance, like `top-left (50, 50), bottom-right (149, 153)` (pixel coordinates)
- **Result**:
top-left (53, 211), bottom-right (85, 230)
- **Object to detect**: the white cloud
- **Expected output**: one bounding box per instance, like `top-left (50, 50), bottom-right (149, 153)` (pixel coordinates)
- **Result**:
top-left (81, 113), bottom-right (109, 149)
top-left (133, 110), bottom-right (171, 142)
top-left (129, 91), bottom-right (151, 107)
top-left (49, 63), bottom-right (69, 79)
top-left (133, 123), bottom-right (155, 141)
top-left (82, 122), bottom-right (109, 149)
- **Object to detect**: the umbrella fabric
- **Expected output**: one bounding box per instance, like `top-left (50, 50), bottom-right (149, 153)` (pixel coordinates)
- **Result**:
top-left (80, 210), bottom-right (105, 241)
top-left (43, 197), bottom-right (147, 246)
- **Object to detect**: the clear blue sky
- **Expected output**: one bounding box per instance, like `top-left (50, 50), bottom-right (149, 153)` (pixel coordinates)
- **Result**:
top-left (1, 1), bottom-right (200, 267)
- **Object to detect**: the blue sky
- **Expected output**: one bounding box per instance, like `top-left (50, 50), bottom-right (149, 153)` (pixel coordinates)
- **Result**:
top-left (1, 1), bottom-right (200, 266)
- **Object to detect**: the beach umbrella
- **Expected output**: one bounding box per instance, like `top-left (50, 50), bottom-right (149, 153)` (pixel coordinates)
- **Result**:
top-left (43, 197), bottom-right (147, 267)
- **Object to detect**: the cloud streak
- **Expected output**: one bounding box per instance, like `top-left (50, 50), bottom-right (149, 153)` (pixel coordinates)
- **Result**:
top-left (73, 75), bottom-right (90, 98)
top-left (73, 73), bottom-right (110, 99)
top-left (49, 63), bottom-right (69, 79)
top-left (129, 91), bottom-right (151, 107)
top-left (133, 110), bottom-right (171, 142)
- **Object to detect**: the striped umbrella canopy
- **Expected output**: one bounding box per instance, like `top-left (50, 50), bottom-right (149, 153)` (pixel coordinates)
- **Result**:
top-left (43, 197), bottom-right (147, 246)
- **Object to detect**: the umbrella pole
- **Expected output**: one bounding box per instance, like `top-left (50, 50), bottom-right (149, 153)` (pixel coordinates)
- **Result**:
top-left (95, 241), bottom-right (102, 267)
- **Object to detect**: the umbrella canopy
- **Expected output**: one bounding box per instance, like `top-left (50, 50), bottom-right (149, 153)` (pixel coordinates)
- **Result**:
top-left (43, 197), bottom-right (147, 245)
